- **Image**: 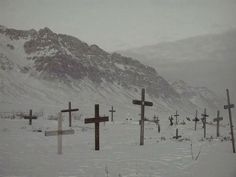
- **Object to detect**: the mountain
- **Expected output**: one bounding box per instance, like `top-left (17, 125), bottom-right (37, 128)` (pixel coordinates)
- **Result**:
top-left (0, 25), bottom-right (221, 118)
top-left (172, 80), bottom-right (222, 112)
top-left (119, 30), bottom-right (236, 105)
top-left (119, 30), bottom-right (236, 64)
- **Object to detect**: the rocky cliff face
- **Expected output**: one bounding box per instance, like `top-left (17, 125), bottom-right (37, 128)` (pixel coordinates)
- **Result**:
top-left (1, 26), bottom-right (179, 99)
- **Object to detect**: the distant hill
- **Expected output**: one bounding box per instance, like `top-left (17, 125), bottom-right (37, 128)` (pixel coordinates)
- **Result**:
top-left (119, 30), bottom-right (236, 104)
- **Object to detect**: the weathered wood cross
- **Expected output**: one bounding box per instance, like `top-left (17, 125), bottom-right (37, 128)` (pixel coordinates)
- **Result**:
top-left (173, 128), bottom-right (182, 139)
top-left (133, 88), bottom-right (153, 146)
top-left (174, 110), bottom-right (179, 125)
top-left (84, 104), bottom-right (109, 151)
top-left (45, 113), bottom-right (75, 154)
top-left (61, 102), bottom-right (79, 127)
top-left (201, 108), bottom-right (208, 138)
top-left (224, 89), bottom-right (235, 153)
top-left (213, 110), bottom-right (223, 137)
top-left (153, 115), bottom-right (160, 133)
top-left (24, 109), bottom-right (37, 125)
top-left (192, 110), bottom-right (199, 131)
top-left (109, 106), bottom-right (116, 122)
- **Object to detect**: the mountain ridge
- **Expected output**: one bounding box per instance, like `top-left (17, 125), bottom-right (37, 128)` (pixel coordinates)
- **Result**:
top-left (119, 30), bottom-right (236, 105)
top-left (0, 25), bottom-right (222, 117)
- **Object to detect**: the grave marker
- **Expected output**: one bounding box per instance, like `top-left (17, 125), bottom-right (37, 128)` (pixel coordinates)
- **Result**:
top-left (24, 109), bottom-right (37, 125)
top-left (192, 110), bottom-right (199, 131)
top-left (133, 88), bottom-right (153, 145)
top-left (201, 108), bottom-right (208, 138)
top-left (173, 128), bottom-right (181, 139)
top-left (45, 113), bottom-right (74, 154)
top-left (153, 115), bottom-right (160, 133)
top-left (224, 89), bottom-right (235, 153)
top-left (174, 111), bottom-right (179, 125)
top-left (61, 102), bottom-right (79, 127)
top-left (213, 110), bottom-right (223, 137)
top-left (109, 106), bottom-right (116, 122)
top-left (84, 104), bottom-right (109, 150)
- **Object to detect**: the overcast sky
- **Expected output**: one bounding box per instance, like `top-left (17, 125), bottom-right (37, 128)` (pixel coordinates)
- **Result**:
top-left (0, 0), bottom-right (236, 51)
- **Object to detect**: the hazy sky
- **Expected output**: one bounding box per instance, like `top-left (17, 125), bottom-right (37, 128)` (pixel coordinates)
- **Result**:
top-left (0, 0), bottom-right (236, 51)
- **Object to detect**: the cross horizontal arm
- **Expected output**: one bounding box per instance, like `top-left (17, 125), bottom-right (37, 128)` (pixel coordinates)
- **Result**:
top-left (213, 117), bottom-right (223, 122)
top-left (133, 100), bottom-right (142, 105)
top-left (45, 129), bottom-right (75, 136)
top-left (61, 108), bottom-right (79, 112)
top-left (224, 104), bottom-right (234, 109)
top-left (132, 100), bottom-right (153, 106)
top-left (24, 116), bottom-right (37, 119)
top-left (144, 101), bottom-right (153, 106)
top-left (84, 117), bottom-right (109, 124)
top-left (201, 114), bottom-right (209, 117)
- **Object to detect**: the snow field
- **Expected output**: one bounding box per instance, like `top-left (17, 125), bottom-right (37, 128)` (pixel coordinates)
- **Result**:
top-left (0, 115), bottom-right (235, 177)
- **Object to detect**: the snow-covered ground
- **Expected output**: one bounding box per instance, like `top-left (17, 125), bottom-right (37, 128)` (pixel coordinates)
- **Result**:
top-left (0, 113), bottom-right (235, 177)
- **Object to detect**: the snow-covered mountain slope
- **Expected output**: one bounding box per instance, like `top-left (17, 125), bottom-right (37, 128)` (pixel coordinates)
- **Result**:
top-left (0, 25), bottom-right (222, 117)
top-left (119, 30), bottom-right (236, 106)
top-left (172, 80), bottom-right (222, 112)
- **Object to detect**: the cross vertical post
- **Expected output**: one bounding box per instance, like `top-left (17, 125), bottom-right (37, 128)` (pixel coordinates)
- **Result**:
top-left (140, 89), bottom-right (145, 146)
top-left (193, 110), bottom-right (199, 131)
top-left (24, 109), bottom-right (37, 125)
top-left (174, 111), bottom-right (179, 125)
top-left (58, 113), bottom-right (62, 154)
top-left (173, 128), bottom-right (181, 139)
top-left (109, 106), bottom-right (116, 122)
top-left (45, 112), bottom-right (75, 155)
top-left (201, 108), bottom-right (208, 138)
top-left (95, 105), bottom-right (100, 150)
top-left (133, 88), bottom-right (153, 146)
top-left (153, 115), bottom-right (160, 133)
top-left (84, 104), bottom-right (109, 151)
top-left (69, 102), bottom-right (72, 127)
top-left (224, 89), bottom-right (235, 153)
top-left (213, 110), bottom-right (223, 137)
top-left (29, 109), bottom-right (32, 125)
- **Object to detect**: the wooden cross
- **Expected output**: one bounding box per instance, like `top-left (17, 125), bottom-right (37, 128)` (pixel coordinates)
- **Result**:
top-left (109, 106), bottom-right (116, 122)
top-left (173, 128), bottom-right (182, 139)
top-left (84, 104), bottom-right (109, 151)
top-left (45, 113), bottom-right (74, 154)
top-left (174, 111), bottom-right (179, 125)
top-left (224, 89), bottom-right (235, 153)
top-left (153, 115), bottom-right (160, 133)
top-left (61, 102), bottom-right (79, 127)
top-left (201, 108), bottom-right (208, 138)
top-left (169, 116), bottom-right (174, 126)
top-left (213, 110), bottom-right (223, 137)
top-left (133, 88), bottom-right (153, 145)
top-left (192, 110), bottom-right (199, 131)
top-left (24, 109), bottom-right (37, 125)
